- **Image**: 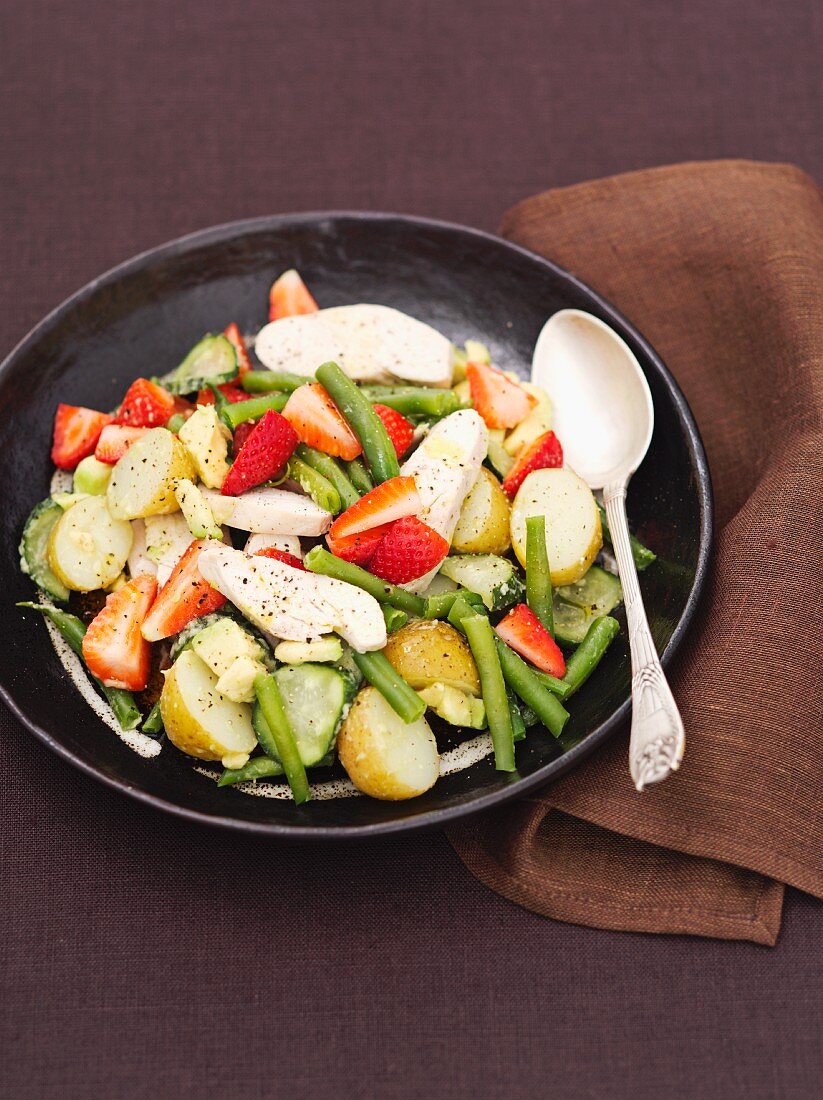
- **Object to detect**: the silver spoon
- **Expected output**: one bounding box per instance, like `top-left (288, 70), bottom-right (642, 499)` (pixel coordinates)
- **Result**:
top-left (531, 308), bottom-right (685, 790)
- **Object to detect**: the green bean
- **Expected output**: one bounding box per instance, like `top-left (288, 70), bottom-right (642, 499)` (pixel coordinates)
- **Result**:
top-left (462, 614), bottom-right (515, 771)
top-left (218, 755), bottom-right (285, 787)
top-left (562, 616), bottom-right (620, 696)
top-left (295, 444), bottom-right (360, 510)
top-left (315, 362), bottom-right (399, 483)
top-left (382, 605), bottom-right (409, 634)
top-left (141, 701), bottom-right (164, 735)
top-left (254, 672), bottom-right (310, 804)
top-left (507, 690), bottom-right (527, 742)
top-left (425, 589), bottom-right (485, 620)
top-left (345, 457), bottom-right (373, 494)
top-left (359, 386), bottom-right (461, 419)
top-left (241, 369), bottom-right (305, 394)
top-left (16, 602), bottom-right (142, 731)
top-left (532, 669), bottom-right (572, 700)
top-left (494, 639), bottom-right (569, 738)
top-left (598, 504), bottom-right (656, 572)
top-left (222, 392), bottom-right (289, 430)
top-left (352, 651), bottom-right (426, 724)
top-left (303, 546), bottom-right (426, 616)
top-left (526, 514), bottom-right (553, 635)
top-left (165, 413), bottom-right (186, 434)
top-left (286, 455), bottom-right (341, 513)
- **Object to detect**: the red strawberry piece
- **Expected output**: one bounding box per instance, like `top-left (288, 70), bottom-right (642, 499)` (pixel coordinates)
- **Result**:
top-left (253, 547), bottom-right (306, 570)
top-left (51, 404), bottom-right (113, 470)
top-left (501, 430), bottom-right (563, 498)
top-left (369, 517), bottom-right (449, 584)
top-left (221, 409), bottom-right (298, 496)
top-left (94, 424), bottom-right (150, 464)
top-left (329, 476), bottom-right (420, 542)
top-left (268, 269), bottom-right (318, 322)
top-left (115, 378), bottom-right (176, 428)
top-left (223, 322), bottom-right (252, 375)
top-left (373, 404), bottom-right (415, 458)
top-left (231, 420), bottom-right (255, 456)
top-left (141, 541), bottom-right (226, 642)
top-left (82, 574), bottom-right (157, 690)
top-left (196, 382), bottom-right (248, 405)
top-left (495, 603), bottom-right (566, 678)
top-left (326, 523), bottom-right (391, 567)
top-left (282, 382), bottom-right (362, 460)
top-left (466, 361), bottom-right (536, 430)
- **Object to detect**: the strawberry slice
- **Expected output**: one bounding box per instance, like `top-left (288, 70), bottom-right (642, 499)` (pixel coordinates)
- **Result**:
top-left (221, 410), bottom-right (298, 496)
top-left (115, 378), bottom-right (176, 428)
top-left (95, 424), bottom-right (150, 464)
top-left (82, 574), bottom-right (157, 690)
top-left (196, 382), bottom-right (248, 406)
top-left (329, 476), bottom-right (420, 542)
top-left (326, 523), bottom-right (391, 567)
top-left (253, 547), bottom-right (306, 570)
top-left (141, 541), bottom-right (226, 642)
top-left (373, 404), bottom-right (414, 458)
top-left (223, 322), bottom-right (252, 375)
top-left (51, 404), bottom-right (113, 470)
top-left (495, 603), bottom-right (566, 678)
top-left (501, 430), bottom-right (563, 498)
top-left (268, 269), bottom-right (319, 322)
top-left (466, 361), bottom-right (536, 430)
top-left (231, 420), bottom-right (255, 456)
top-left (282, 382), bottom-right (362, 460)
top-left (369, 517), bottom-right (449, 584)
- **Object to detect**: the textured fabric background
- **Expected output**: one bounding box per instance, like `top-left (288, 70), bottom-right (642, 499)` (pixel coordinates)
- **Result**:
top-left (1, 2), bottom-right (821, 1097)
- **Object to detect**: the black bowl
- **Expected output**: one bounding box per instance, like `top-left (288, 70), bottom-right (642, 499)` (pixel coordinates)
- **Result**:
top-left (0, 213), bottom-right (712, 838)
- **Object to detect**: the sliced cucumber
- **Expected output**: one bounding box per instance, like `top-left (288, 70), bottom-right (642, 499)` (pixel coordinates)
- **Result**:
top-left (253, 663), bottom-right (355, 766)
top-left (73, 455), bottom-right (112, 496)
top-left (485, 428), bottom-right (515, 477)
top-left (439, 554), bottom-right (525, 612)
top-left (19, 499), bottom-right (71, 602)
top-left (552, 565), bottom-right (623, 645)
top-left (161, 334), bottom-right (238, 395)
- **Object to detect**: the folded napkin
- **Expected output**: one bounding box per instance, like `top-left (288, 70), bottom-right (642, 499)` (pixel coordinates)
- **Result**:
top-left (448, 161), bottom-right (823, 944)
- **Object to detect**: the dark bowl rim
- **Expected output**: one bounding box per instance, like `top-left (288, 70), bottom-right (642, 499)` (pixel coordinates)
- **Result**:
top-left (0, 210), bottom-right (714, 840)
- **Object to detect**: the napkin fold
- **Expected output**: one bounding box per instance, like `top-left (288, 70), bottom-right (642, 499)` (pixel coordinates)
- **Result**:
top-left (448, 161), bottom-right (823, 944)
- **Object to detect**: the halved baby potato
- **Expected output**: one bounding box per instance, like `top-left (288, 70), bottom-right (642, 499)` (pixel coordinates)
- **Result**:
top-left (107, 427), bottom-right (196, 520)
top-left (383, 620), bottom-right (481, 697)
top-left (48, 495), bottom-right (133, 592)
top-left (337, 686), bottom-right (439, 800)
top-left (510, 466), bottom-right (602, 585)
top-left (452, 467), bottom-right (511, 555)
top-left (160, 649), bottom-right (257, 768)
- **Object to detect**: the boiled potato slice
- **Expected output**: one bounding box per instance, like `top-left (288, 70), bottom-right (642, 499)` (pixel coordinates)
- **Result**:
top-left (107, 427), bottom-right (196, 520)
top-left (337, 686), bottom-right (439, 800)
top-left (503, 383), bottom-right (553, 455)
top-left (47, 495), bottom-right (133, 592)
top-left (383, 620), bottom-right (480, 697)
top-left (452, 467), bottom-right (511, 554)
top-left (510, 467), bottom-right (602, 585)
top-left (160, 649), bottom-right (256, 767)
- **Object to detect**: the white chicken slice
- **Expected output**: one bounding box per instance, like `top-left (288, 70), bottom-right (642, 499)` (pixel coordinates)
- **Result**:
top-left (198, 545), bottom-right (387, 652)
top-left (243, 533), bottom-right (303, 559)
top-left (254, 303), bottom-right (453, 387)
top-left (127, 519), bottom-right (157, 579)
top-left (201, 488), bottom-right (331, 536)
top-left (400, 409), bottom-right (488, 592)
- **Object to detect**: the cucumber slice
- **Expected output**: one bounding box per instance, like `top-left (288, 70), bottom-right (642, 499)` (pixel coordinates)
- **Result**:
top-left (162, 334), bottom-right (238, 395)
top-left (73, 455), bottom-right (112, 496)
top-left (552, 565), bottom-right (623, 645)
top-left (253, 663), bottom-right (355, 766)
top-left (439, 554), bottom-right (525, 612)
top-left (19, 498), bottom-right (71, 602)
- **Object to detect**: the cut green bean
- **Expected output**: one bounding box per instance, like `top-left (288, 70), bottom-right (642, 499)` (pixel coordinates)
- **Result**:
top-left (494, 639), bottom-right (569, 738)
top-left (345, 457), bottom-right (373, 494)
top-left (315, 362), bottom-right (400, 483)
top-left (531, 669), bottom-right (572, 700)
top-left (462, 614), bottom-right (515, 771)
top-left (382, 605), bottom-right (409, 634)
top-left (222, 392), bottom-right (289, 430)
top-left (295, 444), bottom-right (360, 510)
top-left (425, 589), bottom-right (485, 620)
top-left (562, 616), bottom-right (620, 697)
top-left (240, 369), bottom-right (306, 394)
top-left (352, 651), bottom-right (426, 723)
top-left (508, 690), bottom-right (527, 742)
top-left (16, 602), bottom-right (141, 731)
top-left (598, 504), bottom-right (656, 572)
top-left (254, 672), bottom-right (310, 804)
top-left (526, 514), bottom-right (553, 635)
top-left (304, 546), bottom-right (426, 616)
top-left (359, 386), bottom-right (461, 419)
top-left (141, 701), bottom-right (164, 735)
top-left (286, 455), bottom-right (341, 513)
top-left (218, 755), bottom-right (285, 787)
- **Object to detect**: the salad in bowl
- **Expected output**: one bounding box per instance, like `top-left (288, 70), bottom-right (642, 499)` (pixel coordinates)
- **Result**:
top-left (18, 270), bottom-right (654, 805)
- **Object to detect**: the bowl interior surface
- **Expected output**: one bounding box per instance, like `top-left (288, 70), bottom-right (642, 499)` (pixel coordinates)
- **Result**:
top-left (0, 214), bottom-right (711, 837)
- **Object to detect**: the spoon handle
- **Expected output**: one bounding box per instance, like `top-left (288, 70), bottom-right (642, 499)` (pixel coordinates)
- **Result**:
top-left (603, 483), bottom-right (685, 790)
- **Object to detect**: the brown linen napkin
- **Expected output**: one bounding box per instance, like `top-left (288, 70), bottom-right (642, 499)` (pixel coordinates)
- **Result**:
top-left (448, 160), bottom-right (823, 945)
